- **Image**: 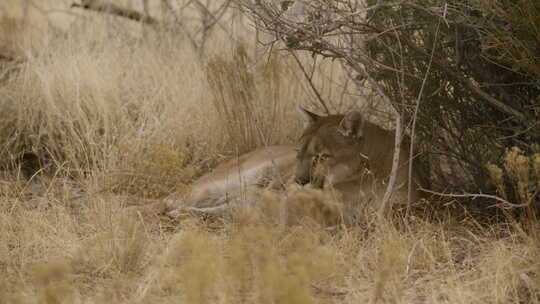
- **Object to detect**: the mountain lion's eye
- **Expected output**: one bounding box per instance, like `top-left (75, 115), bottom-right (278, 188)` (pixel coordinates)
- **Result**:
top-left (319, 153), bottom-right (330, 160)
top-left (313, 153), bottom-right (331, 164)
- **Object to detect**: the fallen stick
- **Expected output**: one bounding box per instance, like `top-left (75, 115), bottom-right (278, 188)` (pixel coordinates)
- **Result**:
top-left (71, 0), bottom-right (158, 25)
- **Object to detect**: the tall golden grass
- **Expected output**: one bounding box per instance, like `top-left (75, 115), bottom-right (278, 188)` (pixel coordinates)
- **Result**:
top-left (0, 1), bottom-right (539, 303)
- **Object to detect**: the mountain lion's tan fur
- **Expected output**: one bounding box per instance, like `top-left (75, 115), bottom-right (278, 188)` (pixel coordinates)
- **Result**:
top-left (294, 109), bottom-right (423, 210)
top-left (166, 145), bottom-right (297, 216)
top-left (167, 109), bottom-right (423, 216)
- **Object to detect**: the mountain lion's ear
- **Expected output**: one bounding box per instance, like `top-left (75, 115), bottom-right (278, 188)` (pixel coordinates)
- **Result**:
top-left (298, 107), bottom-right (322, 128)
top-left (338, 110), bottom-right (364, 139)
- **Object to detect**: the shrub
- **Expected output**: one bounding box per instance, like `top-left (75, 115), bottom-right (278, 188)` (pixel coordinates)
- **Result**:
top-left (237, 0), bottom-right (540, 213)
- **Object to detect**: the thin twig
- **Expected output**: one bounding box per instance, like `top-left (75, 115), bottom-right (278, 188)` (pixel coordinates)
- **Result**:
top-left (378, 113), bottom-right (402, 221)
top-left (289, 51), bottom-right (330, 114)
top-left (160, 0), bottom-right (201, 58)
top-left (408, 5), bottom-right (443, 207)
top-left (193, 0), bottom-right (232, 36)
top-left (418, 187), bottom-right (529, 209)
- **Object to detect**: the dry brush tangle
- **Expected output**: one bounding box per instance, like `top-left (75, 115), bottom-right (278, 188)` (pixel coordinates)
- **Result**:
top-left (236, 0), bottom-right (540, 216)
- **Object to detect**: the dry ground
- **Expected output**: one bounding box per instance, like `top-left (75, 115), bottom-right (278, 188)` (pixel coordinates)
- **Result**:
top-left (0, 1), bottom-right (539, 303)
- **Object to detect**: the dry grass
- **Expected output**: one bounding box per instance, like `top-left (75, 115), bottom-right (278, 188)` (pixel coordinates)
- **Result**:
top-left (0, 1), bottom-right (539, 303)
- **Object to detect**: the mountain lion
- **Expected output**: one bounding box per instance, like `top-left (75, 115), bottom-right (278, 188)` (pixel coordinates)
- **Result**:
top-left (166, 109), bottom-right (423, 217)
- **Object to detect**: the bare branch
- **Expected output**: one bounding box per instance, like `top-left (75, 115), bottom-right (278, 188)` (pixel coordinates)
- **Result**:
top-left (288, 51), bottom-right (330, 114)
top-left (418, 187), bottom-right (530, 209)
top-left (193, 0), bottom-right (232, 36)
top-left (378, 112), bottom-right (403, 220)
top-left (160, 0), bottom-right (200, 56)
top-left (71, 0), bottom-right (158, 25)
top-left (399, 35), bottom-right (527, 121)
